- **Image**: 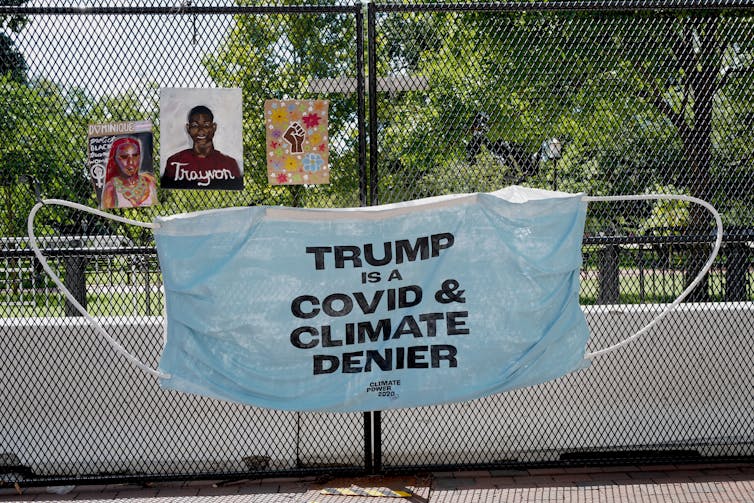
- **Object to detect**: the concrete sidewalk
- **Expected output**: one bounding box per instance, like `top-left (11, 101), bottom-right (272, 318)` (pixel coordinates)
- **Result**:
top-left (1, 462), bottom-right (753, 502)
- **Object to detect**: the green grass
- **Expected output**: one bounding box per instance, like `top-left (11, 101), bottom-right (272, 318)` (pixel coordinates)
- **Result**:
top-left (579, 268), bottom-right (750, 304)
top-left (1, 291), bottom-right (165, 317)
top-left (2, 269), bottom-right (751, 317)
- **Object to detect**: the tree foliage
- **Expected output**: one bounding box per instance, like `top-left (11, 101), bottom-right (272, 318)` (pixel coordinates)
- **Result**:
top-left (202, 4), bottom-right (363, 208)
top-left (369, 8), bottom-right (753, 300)
top-left (0, 77), bottom-right (92, 236)
top-left (0, 0), bottom-right (28, 34)
top-left (2, 5), bottom-right (752, 240)
top-left (0, 32), bottom-right (25, 82)
top-left (372, 9), bottom-right (754, 231)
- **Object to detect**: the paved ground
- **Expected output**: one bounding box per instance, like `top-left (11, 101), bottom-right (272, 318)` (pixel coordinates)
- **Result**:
top-left (2, 462), bottom-right (753, 502)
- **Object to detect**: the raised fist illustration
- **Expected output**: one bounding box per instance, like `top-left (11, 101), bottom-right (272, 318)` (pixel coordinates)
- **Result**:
top-left (284, 122), bottom-right (306, 154)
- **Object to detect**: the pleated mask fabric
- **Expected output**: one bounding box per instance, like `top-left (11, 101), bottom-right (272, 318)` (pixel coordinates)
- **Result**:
top-left (153, 186), bottom-right (590, 412)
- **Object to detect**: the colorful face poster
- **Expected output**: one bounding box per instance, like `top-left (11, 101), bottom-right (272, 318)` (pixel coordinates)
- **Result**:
top-left (265, 99), bottom-right (330, 185)
top-left (159, 88), bottom-right (244, 191)
top-left (87, 121), bottom-right (157, 209)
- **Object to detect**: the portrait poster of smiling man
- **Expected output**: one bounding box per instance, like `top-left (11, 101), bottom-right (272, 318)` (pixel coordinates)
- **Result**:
top-left (159, 88), bottom-right (244, 191)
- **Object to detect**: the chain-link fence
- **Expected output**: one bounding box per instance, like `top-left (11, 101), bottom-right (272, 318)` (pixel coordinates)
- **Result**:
top-left (2, 2), bottom-right (371, 486)
top-left (1, 0), bottom-right (753, 485)
top-left (370, 1), bottom-right (753, 472)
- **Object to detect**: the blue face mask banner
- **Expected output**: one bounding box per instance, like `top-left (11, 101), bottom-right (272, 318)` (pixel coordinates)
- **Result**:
top-left (153, 186), bottom-right (590, 412)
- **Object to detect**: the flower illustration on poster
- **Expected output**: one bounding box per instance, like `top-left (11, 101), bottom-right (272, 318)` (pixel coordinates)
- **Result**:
top-left (265, 99), bottom-right (330, 185)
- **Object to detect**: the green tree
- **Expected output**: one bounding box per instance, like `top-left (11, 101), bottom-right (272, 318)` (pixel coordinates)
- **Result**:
top-left (0, 77), bottom-right (91, 237)
top-left (374, 8), bottom-right (754, 300)
top-left (202, 4), bottom-right (363, 208)
top-left (0, 0), bottom-right (28, 34)
top-left (0, 32), bottom-right (25, 82)
top-left (607, 12), bottom-right (754, 299)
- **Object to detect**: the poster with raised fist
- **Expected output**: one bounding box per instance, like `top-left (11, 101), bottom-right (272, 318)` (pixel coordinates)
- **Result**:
top-left (265, 99), bottom-right (330, 185)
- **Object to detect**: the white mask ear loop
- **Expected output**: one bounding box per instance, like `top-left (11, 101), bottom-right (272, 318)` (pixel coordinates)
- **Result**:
top-left (581, 194), bottom-right (723, 360)
top-left (27, 199), bottom-right (169, 379)
top-left (28, 195), bottom-right (722, 374)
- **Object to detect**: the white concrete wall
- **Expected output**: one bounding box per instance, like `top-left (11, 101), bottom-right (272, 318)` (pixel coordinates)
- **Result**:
top-left (2, 303), bottom-right (753, 475)
top-left (381, 303), bottom-right (754, 465)
top-left (0, 317), bottom-right (363, 476)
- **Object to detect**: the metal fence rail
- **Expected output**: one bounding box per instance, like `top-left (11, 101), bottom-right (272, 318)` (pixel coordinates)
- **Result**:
top-left (1, 0), bottom-right (753, 486)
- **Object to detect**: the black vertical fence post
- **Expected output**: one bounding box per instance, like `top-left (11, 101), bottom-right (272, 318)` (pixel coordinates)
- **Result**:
top-left (373, 410), bottom-right (381, 473)
top-left (598, 240), bottom-right (620, 304)
top-left (364, 411), bottom-right (373, 473)
top-left (356, 4), bottom-right (367, 207)
top-left (725, 240), bottom-right (750, 301)
top-left (63, 248), bottom-right (86, 317)
top-left (367, 2), bottom-right (379, 206)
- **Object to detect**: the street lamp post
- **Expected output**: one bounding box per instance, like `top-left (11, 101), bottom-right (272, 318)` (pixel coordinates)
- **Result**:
top-left (541, 137), bottom-right (562, 190)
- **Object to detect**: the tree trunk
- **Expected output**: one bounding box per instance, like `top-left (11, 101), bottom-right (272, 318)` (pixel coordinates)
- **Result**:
top-left (680, 14), bottom-right (719, 302)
